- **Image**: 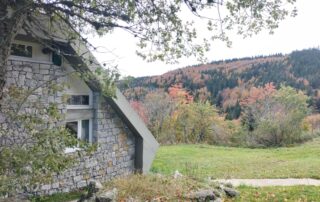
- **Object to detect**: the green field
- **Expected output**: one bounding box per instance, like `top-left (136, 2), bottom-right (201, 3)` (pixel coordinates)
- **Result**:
top-left (151, 138), bottom-right (320, 179)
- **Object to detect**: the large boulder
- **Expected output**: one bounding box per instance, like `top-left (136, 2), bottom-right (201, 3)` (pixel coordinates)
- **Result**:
top-left (77, 180), bottom-right (105, 202)
top-left (186, 189), bottom-right (218, 201)
top-left (95, 188), bottom-right (118, 202)
top-left (223, 187), bottom-right (239, 198)
top-left (88, 180), bottom-right (103, 195)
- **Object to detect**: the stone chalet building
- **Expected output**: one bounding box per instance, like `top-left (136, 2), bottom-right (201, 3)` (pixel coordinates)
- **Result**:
top-left (2, 27), bottom-right (159, 194)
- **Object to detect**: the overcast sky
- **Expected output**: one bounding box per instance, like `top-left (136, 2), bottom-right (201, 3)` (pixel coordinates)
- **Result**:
top-left (89, 0), bottom-right (320, 78)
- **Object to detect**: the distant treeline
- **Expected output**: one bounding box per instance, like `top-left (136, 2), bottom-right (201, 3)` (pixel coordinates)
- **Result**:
top-left (120, 48), bottom-right (320, 117)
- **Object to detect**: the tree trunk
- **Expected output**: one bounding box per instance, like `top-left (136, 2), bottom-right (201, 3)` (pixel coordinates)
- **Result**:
top-left (0, 1), bottom-right (27, 101)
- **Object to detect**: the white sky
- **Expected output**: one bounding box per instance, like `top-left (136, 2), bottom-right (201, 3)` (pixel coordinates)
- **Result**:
top-left (89, 0), bottom-right (320, 77)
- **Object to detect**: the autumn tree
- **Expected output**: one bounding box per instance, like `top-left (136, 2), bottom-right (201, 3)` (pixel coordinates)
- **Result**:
top-left (143, 90), bottom-right (175, 138)
top-left (240, 83), bottom-right (276, 106)
top-left (242, 85), bottom-right (310, 147)
top-left (240, 83), bottom-right (276, 131)
top-left (129, 100), bottom-right (149, 124)
top-left (168, 83), bottom-right (194, 104)
top-left (129, 89), bottom-right (176, 140)
top-left (160, 101), bottom-right (227, 144)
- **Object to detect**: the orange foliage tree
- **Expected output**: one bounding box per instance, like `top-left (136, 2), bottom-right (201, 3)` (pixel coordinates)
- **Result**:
top-left (240, 83), bottom-right (276, 107)
top-left (168, 83), bottom-right (194, 104)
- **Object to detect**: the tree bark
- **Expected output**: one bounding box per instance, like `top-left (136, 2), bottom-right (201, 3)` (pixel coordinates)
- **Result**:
top-left (0, 1), bottom-right (28, 101)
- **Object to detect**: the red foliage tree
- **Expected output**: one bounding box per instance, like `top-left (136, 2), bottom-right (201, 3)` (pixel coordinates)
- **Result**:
top-left (129, 100), bottom-right (149, 124)
top-left (240, 83), bottom-right (276, 107)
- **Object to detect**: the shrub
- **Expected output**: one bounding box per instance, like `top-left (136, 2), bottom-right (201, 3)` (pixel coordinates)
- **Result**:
top-left (241, 85), bottom-right (310, 147)
top-left (305, 114), bottom-right (320, 132)
top-left (158, 101), bottom-right (236, 145)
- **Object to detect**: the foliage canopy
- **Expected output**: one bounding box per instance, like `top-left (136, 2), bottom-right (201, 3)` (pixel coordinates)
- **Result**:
top-left (1, 0), bottom-right (297, 64)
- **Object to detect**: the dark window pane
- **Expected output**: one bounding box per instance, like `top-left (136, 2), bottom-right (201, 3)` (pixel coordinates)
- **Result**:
top-left (11, 44), bottom-right (32, 58)
top-left (73, 96), bottom-right (81, 105)
top-left (66, 121), bottom-right (78, 138)
top-left (67, 95), bottom-right (90, 105)
top-left (81, 120), bottom-right (90, 142)
top-left (81, 95), bottom-right (89, 105)
top-left (52, 52), bottom-right (62, 66)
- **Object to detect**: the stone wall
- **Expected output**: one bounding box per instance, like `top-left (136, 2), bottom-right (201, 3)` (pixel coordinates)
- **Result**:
top-left (1, 59), bottom-right (136, 195)
top-left (43, 95), bottom-right (136, 195)
top-left (0, 60), bottom-right (67, 145)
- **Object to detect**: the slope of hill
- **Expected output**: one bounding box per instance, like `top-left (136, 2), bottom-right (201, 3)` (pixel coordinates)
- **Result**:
top-left (120, 48), bottom-right (320, 116)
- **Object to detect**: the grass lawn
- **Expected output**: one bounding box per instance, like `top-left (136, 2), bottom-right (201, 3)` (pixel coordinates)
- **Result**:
top-left (151, 138), bottom-right (320, 179)
top-left (227, 186), bottom-right (320, 202)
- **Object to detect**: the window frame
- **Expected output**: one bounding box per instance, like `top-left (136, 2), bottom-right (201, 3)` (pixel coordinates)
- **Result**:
top-left (65, 119), bottom-right (93, 153)
top-left (11, 43), bottom-right (33, 58)
top-left (66, 92), bottom-right (93, 110)
top-left (9, 40), bottom-right (56, 64)
top-left (67, 95), bottom-right (90, 105)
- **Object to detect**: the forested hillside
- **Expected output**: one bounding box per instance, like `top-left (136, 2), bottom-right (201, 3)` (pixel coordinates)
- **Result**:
top-left (120, 49), bottom-right (320, 117)
top-left (119, 49), bottom-right (320, 146)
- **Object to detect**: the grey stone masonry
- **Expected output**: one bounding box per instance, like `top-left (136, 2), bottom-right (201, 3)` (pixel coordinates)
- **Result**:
top-left (1, 59), bottom-right (136, 195)
top-left (44, 94), bottom-right (136, 195)
top-left (0, 60), bottom-right (67, 145)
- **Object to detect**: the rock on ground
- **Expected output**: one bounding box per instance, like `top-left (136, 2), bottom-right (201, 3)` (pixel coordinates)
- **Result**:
top-left (186, 189), bottom-right (218, 201)
top-left (95, 188), bottom-right (118, 202)
top-left (88, 180), bottom-right (103, 196)
top-left (223, 187), bottom-right (240, 198)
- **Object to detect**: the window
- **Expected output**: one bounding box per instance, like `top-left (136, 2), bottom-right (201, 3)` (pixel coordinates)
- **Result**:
top-left (66, 119), bottom-right (91, 142)
top-left (68, 95), bottom-right (90, 105)
top-left (52, 52), bottom-right (62, 66)
top-left (11, 43), bottom-right (32, 58)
